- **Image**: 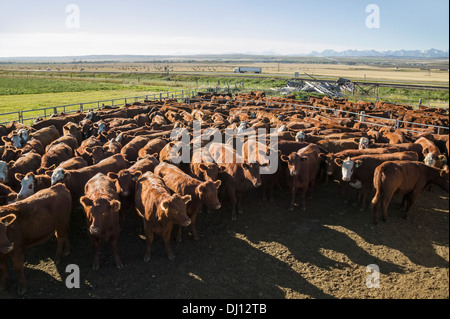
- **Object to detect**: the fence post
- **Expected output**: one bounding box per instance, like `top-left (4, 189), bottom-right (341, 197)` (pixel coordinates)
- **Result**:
top-left (159, 93), bottom-right (162, 101)
top-left (359, 111), bottom-right (366, 123)
top-left (80, 103), bottom-right (83, 112)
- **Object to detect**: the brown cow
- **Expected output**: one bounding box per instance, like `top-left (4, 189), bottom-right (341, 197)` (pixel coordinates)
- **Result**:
top-left (0, 183), bottom-right (16, 205)
top-left (280, 144), bottom-right (322, 212)
top-left (51, 153), bottom-right (128, 202)
top-left (134, 172), bottom-right (191, 262)
top-left (44, 135), bottom-right (79, 153)
top-left (80, 173), bottom-right (123, 270)
top-left (39, 143), bottom-right (74, 173)
top-left (20, 138), bottom-right (45, 156)
top-left (317, 138), bottom-right (360, 153)
top-left (108, 154), bottom-right (159, 199)
top-left (155, 162), bottom-right (221, 242)
top-left (371, 162), bottom-right (449, 224)
top-left (15, 172), bottom-right (51, 201)
top-left (63, 122), bottom-right (83, 145)
top-left (190, 148), bottom-right (220, 183)
top-left (120, 136), bottom-right (151, 163)
top-left (0, 151), bottom-right (42, 190)
top-left (207, 142), bottom-right (261, 220)
top-left (75, 136), bottom-right (103, 165)
top-left (137, 138), bottom-right (168, 160)
top-left (335, 151), bottom-right (419, 211)
top-left (29, 125), bottom-right (60, 149)
top-left (0, 184), bottom-right (71, 294)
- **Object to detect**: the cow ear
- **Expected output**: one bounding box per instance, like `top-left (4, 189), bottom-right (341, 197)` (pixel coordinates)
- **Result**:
top-left (1, 136), bottom-right (8, 143)
top-left (85, 147), bottom-right (92, 155)
top-left (107, 172), bottom-right (118, 181)
top-left (318, 153), bottom-right (327, 160)
top-left (101, 131), bottom-right (107, 138)
top-left (280, 155), bottom-right (289, 163)
top-left (0, 214), bottom-right (16, 226)
top-left (214, 180), bottom-right (221, 189)
top-left (438, 155), bottom-right (447, 161)
top-left (15, 173), bottom-right (25, 182)
top-left (355, 160), bottom-right (363, 168)
top-left (110, 199), bottom-right (121, 212)
top-left (160, 200), bottom-right (170, 211)
top-left (182, 195), bottom-right (192, 204)
top-left (80, 196), bottom-right (93, 208)
top-left (133, 171), bottom-right (142, 181)
top-left (44, 170), bottom-right (54, 177)
top-left (334, 158), bottom-right (344, 167)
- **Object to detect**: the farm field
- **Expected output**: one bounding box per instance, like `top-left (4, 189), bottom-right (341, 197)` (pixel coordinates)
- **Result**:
top-left (2, 61), bottom-right (449, 84)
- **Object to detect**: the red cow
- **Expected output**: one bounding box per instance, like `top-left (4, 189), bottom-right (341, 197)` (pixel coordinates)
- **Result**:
top-left (80, 173), bottom-right (123, 270)
top-left (120, 136), bottom-right (151, 163)
top-left (335, 151), bottom-right (419, 211)
top-left (371, 161), bottom-right (449, 224)
top-left (154, 162), bottom-right (221, 242)
top-left (15, 172), bottom-right (51, 201)
top-left (0, 184), bottom-right (71, 294)
top-left (137, 138), bottom-right (168, 160)
top-left (207, 142), bottom-right (261, 221)
top-left (39, 143), bottom-right (74, 173)
top-left (134, 172), bottom-right (191, 262)
top-left (29, 125), bottom-right (60, 149)
top-left (280, 144), bottom-right (321, 211)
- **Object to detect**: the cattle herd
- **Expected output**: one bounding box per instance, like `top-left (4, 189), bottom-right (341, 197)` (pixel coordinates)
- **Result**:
top-left (0, 91), bottom-right (449, 295)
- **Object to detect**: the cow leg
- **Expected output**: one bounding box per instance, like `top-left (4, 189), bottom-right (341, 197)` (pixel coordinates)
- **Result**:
top-left (300, 189), bottom-right (308, 212)
top-left (163, 224), bottom-right (175, 261)
top-left (360, 188), bottom-right (369, 212)
top-left (110, 236), bottom-right (123, 269)
top-left (54, 229), bottom-right (70, 264)
top-left (91, 237), bottom-right (101, 270)
top-left (175, 224), bottom-right (183, 243)
top-left (0, 257), bottom-right (8, 291)
top-left (10, 251), bottom-right (27, 295)
top-left (403, 190), bottom-right (421, 220)
top-left (381, 193), bottom-right (394, 222)
top-left (189, 211), bottom-right (200, 241)
top-left (288, 186), bottom-right (296, 211)
top-left (143, 221), bottom-right (154, 263)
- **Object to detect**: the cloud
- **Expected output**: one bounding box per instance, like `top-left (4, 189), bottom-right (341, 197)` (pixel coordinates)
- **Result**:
top-left (0, 32), bottom-right (355, 57)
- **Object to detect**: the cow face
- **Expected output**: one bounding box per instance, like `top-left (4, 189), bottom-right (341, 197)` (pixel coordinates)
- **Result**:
top-left (10, 134), bottom-right (23, 148)
top-left (359, 137), bottom-right (369, 150)
top-left (197, 180), bottom-right (221, 210)
top-left (0, 161), bottom-right (9, 184)
top-left (80, 197), bottom-right (121, 238)
top-left (318, 153), bottom-right (336, 176)
top-left (161, 194), bottom-right (191, 227)
top-left (335, 157), bottom-right (362, 182)
top-left (0, 214), bottom-right (16, 254)
top-left (424, 153), bottom-right (437, 167)
top-left (280, 153), bottom-right (307, 177)
top-left (51, 168), bottom-right (67, 185)
top-left (198, 163), bottom-right (220, 182)
top-left (108, 170), bottom-right (142, 197)
top-left (86, 146), bottom-right (107, 165)
top-left (16, 172), bottom-right (35, 200)
top-left (242, 162), bottom-right (262, 187)
top-left (295, 131), bottom-right (306, 142)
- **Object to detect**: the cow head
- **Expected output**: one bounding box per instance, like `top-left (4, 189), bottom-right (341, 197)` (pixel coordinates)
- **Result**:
top-left (334, 157), bottom-right (362, 182)
top-left (1, 147), bottom-right (21, 163)
top-left (0, 161), bottom-right (10, 184)
top-left (80, 197), bottom-right (121, 238)
top-left (318, 153), bottom-right (337, 177)
top-left (196, 180), bottom-right (221, 210)
top-left (85, 146), bottom-right (107, 165)
top-left (280, 153), bottom-right (308, 177)
top-left (16, 172), bottom-right (36, 200)
top-left (161, 194), bottom-right (192, 227)
top-left (424, 153), bottom-right (437, 167)
top-left (359, 137), bottom-right (370, 150)
top-left (242, 162), bottom-right (262, 187)
top-left (294, 131), bottom-right (306, 142)
top-left (51, 168), bottom-right (68, 185)
top-left (197, 163), bottom-right (220, 182)
top-left (0, 214), bottom-right (16, 254)
top-left (108, 170), bottom-right (142, 197)
top-left (79, 119), bottom-right (93, 139)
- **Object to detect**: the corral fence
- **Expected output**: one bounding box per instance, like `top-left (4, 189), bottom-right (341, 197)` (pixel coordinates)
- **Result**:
top-left (1, 87), bottom-right (448, 135)
top-left (0, 89), bottom-right (200, 125)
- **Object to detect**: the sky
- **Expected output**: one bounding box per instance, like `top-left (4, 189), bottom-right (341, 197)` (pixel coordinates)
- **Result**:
top-left (0, 0), bottom-right (448, 57)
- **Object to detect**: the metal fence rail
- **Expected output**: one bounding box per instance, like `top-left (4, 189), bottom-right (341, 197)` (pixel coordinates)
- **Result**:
top-left (0, 89), bottom-right (199, 125)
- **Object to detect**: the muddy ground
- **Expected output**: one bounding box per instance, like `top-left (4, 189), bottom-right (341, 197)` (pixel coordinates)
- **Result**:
top-left (0, 179), bottom-right (448, 300)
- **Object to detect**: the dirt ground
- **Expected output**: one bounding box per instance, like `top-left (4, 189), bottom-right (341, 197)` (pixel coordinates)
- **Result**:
top-left (0, 178), bottom-right (448, 300)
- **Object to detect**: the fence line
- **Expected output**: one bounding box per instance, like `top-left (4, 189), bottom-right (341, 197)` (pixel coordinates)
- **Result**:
top-left (1, 88), bottom-right (448, 135)
top-left (0, 89), bottom-right (199, 125)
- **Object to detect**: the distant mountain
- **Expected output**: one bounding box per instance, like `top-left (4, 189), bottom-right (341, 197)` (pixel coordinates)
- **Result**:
top-left (309, 49), bottom-right (449, 58)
